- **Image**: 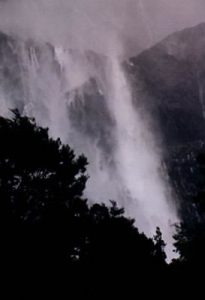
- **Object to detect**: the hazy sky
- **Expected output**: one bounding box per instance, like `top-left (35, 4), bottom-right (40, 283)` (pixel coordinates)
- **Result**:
top-left (0, 0), bottom-right (204, 55)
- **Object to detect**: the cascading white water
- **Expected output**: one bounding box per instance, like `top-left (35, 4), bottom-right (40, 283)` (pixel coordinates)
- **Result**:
top-left (104, 56), bottom-right (177, 258)
top-left (0, 0), bottom-right (180, 259)
top-left (14, 41), bottom-right (178, 258)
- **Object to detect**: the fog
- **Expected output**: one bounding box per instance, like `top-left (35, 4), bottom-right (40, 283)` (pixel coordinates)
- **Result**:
top-left (0, 0), bottom-right (205, 55)
top-left (0, 0), bottom-right (204, 258)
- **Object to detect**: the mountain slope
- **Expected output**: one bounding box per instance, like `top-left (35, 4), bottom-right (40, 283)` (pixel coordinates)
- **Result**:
top-left (128, 23), bottom-right (205, 147)
top-left (1, 24), bottom-right (205, 219)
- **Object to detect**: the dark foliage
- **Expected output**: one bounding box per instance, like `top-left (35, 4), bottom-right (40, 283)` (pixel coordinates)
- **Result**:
top-left (0, 111), bottom-right (169, 298)
top-left (3, 110), bottom-right (205, 298)
top-left (169, 151), bottom-right (205, 297)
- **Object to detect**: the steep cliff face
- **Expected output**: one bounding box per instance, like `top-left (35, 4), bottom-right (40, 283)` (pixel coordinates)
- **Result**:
top-left (2, 24), bottom-right (205, 225)
top-left (0, 32), bottom-right (24, 112)
top-left (128, 23), bottom-right (205, 147)
top-left (0, 31), bottom-right (117, 182)
top-left (2, 23), bottom-right (205, 150)
top-left (125, 23), bottom-right (205, 215)
top-left (0, 32), bottom-right (60, 122)
top-left (0, 29), bottom-right (179, 243)
top-left (0, 33), bottom-right (110, 143)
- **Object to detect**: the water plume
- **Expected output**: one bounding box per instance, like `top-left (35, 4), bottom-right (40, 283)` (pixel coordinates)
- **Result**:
top-left (0, 0), bottom-right (184, 258)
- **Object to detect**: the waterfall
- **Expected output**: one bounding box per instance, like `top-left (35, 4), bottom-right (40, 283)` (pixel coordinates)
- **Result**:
top-left (0, 0), bottom-right (179, 259)
top-left (105, 56), bottom-right (177, 258)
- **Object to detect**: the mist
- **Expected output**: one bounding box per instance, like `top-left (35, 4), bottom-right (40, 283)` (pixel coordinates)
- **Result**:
top-left (1, 0), bottom-right (204, 258)
top-left (0, 0), bottom-right (205, 55)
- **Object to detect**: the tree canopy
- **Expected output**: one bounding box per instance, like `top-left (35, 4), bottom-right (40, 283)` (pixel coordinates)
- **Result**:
top-left (1, 110), bottom-right (196, 298)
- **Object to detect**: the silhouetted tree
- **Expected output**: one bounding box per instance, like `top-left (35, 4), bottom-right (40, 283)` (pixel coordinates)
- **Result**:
top-left (154, 227), bottom-right (167, 263)
top-left (170, 151), bottom-right (205, 297)
top-left (0, 110), bottom-right (89, 296)
top-left (0, 109), bottom-right (88, 224)
top-left (0, 110), bottom-right (168, 299)
top-left (173, 152), bottom-right (205, 265)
